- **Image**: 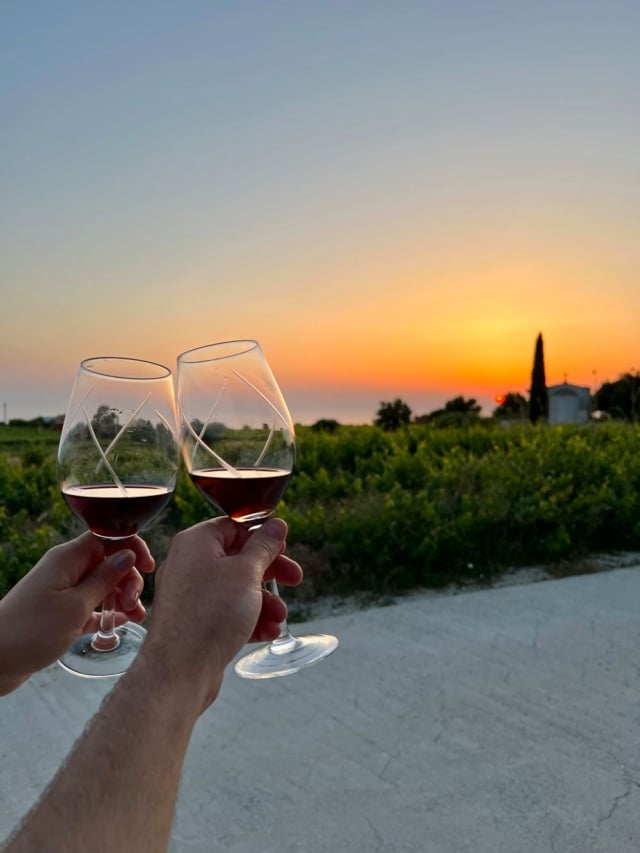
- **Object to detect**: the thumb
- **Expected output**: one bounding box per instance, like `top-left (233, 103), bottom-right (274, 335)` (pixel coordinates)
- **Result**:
top-left (76, 549), bottom-right (137, 603)
top-left (237, 518), bottom-right (288, 578)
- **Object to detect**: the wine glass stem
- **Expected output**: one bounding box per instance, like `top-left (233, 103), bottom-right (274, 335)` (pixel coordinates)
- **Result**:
top-left (91, 591), bottom-right (119, 652)
top-left (266, 579), bottom-right (298, 652)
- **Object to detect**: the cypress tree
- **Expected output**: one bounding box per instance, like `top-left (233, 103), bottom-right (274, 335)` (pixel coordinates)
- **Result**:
top-left (529, 332), bottom-right (548, 423)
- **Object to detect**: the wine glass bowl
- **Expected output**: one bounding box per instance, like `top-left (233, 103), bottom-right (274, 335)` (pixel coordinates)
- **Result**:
top-left (57, 356), bottom-right (179, 677)
top-left (177, 340), bottom-right (338, 678)
top-left (177, 340), bottom-right (295, 527)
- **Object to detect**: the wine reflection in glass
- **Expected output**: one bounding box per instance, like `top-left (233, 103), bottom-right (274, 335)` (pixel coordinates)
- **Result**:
top-left (57, 356), bottom-right (179, 678)
top-left (177, 340), bottom-right (338, 679)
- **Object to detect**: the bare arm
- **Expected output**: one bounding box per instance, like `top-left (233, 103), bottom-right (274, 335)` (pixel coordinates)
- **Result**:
top-left (2, 518), bottom-right (301, 852)
top-left (2, 660), bottom-right (200, 852)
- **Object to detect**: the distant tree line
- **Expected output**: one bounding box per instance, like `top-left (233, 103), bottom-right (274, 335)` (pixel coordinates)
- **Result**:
top-left (373, 396), bottom-right (484, 431)
top-left (368, 377), bottom-right (640, 433)
top-left (595, 372), bottom-right (640, 422)
top-left (3, 416), bottom-right (63, 429)
top-left (365, 333), bottom-right (640, 431)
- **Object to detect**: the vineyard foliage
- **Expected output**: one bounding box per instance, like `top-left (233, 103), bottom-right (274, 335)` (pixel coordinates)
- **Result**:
top-left (2, 422), bottom-right (640, 600)
top-left (0, 435), bottom-right (69, 596)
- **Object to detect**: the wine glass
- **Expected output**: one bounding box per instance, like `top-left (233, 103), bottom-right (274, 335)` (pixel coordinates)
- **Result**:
top-left (176, 339), bottom-right (338, 679)
top-left (57, 356), bottom-right (179, 678)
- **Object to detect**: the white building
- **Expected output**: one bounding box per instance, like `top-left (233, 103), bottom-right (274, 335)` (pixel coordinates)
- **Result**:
top-left (547, 382), bottom-right (591, 425)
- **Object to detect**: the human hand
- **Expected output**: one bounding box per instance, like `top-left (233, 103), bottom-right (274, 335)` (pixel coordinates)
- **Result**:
top-left (0, 532), bottom-right (155, 695)
top-left (140, 516), bottom-right (303, 712)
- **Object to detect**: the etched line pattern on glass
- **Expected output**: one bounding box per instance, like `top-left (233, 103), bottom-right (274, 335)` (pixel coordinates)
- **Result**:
top-left (79, 391), bottom-right (169, 497)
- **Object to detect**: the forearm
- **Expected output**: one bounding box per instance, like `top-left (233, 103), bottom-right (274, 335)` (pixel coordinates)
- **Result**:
top-left (3, 657), bottom-right (214, 853)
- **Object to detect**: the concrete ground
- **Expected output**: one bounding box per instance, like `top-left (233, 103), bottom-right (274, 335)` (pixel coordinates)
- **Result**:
top-left (3, 566), bottom-right (640, 852)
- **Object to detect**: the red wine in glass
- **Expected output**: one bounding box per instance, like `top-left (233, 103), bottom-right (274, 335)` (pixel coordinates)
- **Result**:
top-left (189, 467), bottom-right (291, 525)
top-left (62, 484), bottom-right (174, 539)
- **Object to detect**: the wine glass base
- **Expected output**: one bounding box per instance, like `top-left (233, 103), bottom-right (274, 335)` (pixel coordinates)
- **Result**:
top-left (234, 633), bottom-right (338, 680)
top-left (57, 622), bottom-right (148, 678)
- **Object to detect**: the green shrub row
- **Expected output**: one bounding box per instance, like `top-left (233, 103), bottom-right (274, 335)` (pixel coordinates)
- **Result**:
top-left (1, 422), bottom-right (640, 600)
top-left (276, 422), bottom-right (640, 596)
top-left (0, 446), bottom-right (71, 596)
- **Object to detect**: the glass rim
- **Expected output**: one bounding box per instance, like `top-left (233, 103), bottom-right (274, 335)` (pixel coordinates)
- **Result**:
top-left (177, 339), bottom-right (260, 365)
top-left (80, 356), bottom-right (172, 381)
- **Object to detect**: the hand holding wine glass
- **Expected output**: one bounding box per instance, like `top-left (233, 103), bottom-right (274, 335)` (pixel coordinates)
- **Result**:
top-left (176, 340), bottom-right (338, 678)
top-left (57, 356), bottom-right (179, 678)
top-left (0, 532), bottom-right (154, 695)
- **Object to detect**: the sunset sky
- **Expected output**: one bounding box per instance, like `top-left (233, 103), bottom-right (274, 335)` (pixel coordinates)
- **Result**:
top-left (2, 1), bottom-right (639, 424)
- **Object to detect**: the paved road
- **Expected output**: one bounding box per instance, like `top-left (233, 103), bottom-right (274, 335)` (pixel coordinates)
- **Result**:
top-left (3, 567), bottom-right (640, 852)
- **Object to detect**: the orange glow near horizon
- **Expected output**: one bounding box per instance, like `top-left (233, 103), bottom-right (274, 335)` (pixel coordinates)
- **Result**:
top-left (260, 250), bottom-right (638, 405)
top-left (3, 243), bottom-right (637, 422)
